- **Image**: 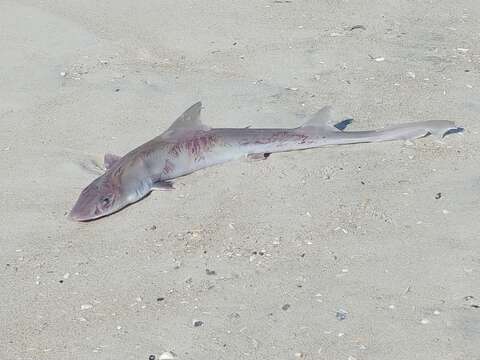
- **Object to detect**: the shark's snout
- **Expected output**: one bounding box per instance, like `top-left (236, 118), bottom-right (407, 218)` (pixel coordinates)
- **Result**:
top-left (69, 192), bottom-right (102, 221)
top-left (70, 175), bottom-right (119, 222)
top-left (69, 202), bottom-right (100, 222)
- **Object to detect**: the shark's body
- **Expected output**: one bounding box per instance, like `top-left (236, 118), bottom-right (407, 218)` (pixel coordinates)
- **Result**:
top-left (70, 102), bottom-right (461, 221)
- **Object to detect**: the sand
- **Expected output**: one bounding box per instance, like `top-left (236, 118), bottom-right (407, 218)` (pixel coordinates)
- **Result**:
top-left (1, 0), bottom-right (479, 359)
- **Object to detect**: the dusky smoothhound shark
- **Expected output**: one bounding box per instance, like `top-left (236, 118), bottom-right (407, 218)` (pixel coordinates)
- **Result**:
top-left (70, 102), bottom-right (462, 221)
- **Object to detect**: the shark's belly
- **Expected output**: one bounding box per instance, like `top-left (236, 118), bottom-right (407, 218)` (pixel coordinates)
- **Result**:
top-left (158, 144), bottom-right (245, 180)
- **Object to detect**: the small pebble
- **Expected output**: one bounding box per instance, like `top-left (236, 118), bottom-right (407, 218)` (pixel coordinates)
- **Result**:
top-left (406, 71), bottom-right (416, 79)
top-left (193, 320), bottom-right (204, 327)
top-left (60, 71), bottom-right (67, 77)
top-left (350, 25), bottom-right (366, 31)
top-left (81, 304), bottom-right (93, 310)
top-left (229, 312), bottom-right (240, 319)
top-left (434, 310), bottom-right (440, 315)
top-left (149, 355), bottom-right (156, 360)
top-left (159, 352), bottom-right (176, 359)
top-left (336, 309), bottom-right (348, 321)
top-left (206, 269), bottom-right (216, 275)
top-left (420, 318), bottom-right (430, 324)
top-left (282, 304), bottom-right (291, 311)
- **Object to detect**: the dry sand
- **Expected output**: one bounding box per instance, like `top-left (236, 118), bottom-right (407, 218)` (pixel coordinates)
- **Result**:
top-left (1, 0), bottom-right (479, 359)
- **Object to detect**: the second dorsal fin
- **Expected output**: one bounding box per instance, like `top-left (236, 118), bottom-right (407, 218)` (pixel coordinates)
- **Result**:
top-left (167, 102), bottom-right (210, 131)
top-left (301, 106), bottom-right (353, 132)
top-left (302, 106), bottom-right (338, 131)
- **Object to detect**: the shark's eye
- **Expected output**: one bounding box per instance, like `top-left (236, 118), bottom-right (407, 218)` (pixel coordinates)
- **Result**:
top-left (101, 197), bottom-right (111, 208)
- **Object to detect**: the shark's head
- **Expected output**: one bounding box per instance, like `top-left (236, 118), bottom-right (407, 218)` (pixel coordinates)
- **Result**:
top-left (70, 174), bottom-right (127, 221)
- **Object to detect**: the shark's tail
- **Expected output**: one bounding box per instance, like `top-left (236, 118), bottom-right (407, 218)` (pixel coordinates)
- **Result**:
top-left (301, 106), bottom-right (463, 144)
top-left (352, 120), bottom-right (464, 142)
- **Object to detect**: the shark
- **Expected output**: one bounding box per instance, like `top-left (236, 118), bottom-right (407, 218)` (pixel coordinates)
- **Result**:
top-left (70, 102), bottom-right (462, 221)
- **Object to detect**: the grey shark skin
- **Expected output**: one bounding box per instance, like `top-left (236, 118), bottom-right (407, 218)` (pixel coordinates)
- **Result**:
top-left (70, 102), bottom-right (462, 221)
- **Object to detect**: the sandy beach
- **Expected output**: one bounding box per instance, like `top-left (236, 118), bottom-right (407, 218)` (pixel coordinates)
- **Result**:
top-left (1, 0), bottom-right (478, 359)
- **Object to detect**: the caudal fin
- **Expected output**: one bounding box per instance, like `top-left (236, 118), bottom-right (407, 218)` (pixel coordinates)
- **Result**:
top-left (371, 120), bottom-right (463, 141)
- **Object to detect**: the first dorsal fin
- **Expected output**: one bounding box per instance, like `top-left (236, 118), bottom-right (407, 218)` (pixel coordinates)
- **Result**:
top-left (301, 106), bottom-right (353, 132)
top-left (167, 102), bottom-right (210, 131)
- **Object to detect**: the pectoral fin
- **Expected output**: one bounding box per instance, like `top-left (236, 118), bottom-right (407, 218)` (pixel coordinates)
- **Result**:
top-left (104, 153), bottom-right (122, 169)
top-left (78, 158), bottom-right (104, 176)
top-left (151, 180), bottom-right (175, 191)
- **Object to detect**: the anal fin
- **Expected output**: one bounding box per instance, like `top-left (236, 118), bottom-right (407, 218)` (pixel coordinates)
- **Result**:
top-left (247, 153), bottom-right (271, 161)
